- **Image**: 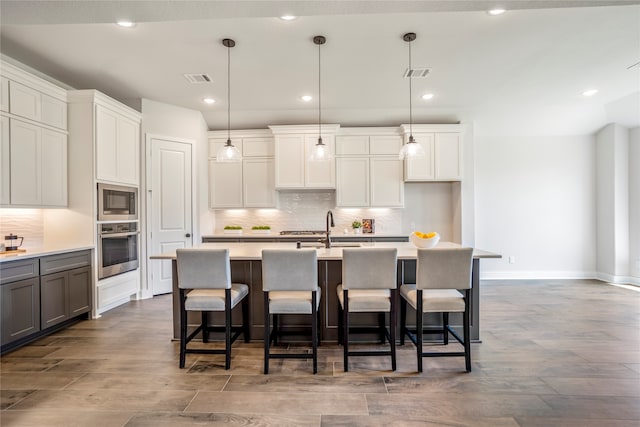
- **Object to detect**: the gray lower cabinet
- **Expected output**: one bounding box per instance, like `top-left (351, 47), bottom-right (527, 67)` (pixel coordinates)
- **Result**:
top-left (1, 277), bottom-right (40, 346)
top-left (41, 266), bottom-right (91, 329)
top-left (1, 250), bottom-right (92, 352)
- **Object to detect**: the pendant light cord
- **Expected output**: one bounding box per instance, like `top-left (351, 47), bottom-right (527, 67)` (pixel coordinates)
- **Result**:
top-left (318, 39), bottom-right (322, 142)
top-left (227, 43), bottom-right (231, 144)
top-left (408, 38), bottom-right (413, 140)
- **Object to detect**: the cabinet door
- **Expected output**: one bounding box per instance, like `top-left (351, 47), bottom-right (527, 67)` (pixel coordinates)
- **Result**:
top-left (95, 105), bottom-right (118, 182)
top-left (404, 133), bottom-right (435, 181)
top-left (435, 133), bottom-right (462, 180)
top-left (370, 157), bottom-right (404, 207)
top-left (275, 135), bottom-right (305, 188)
top-left (0, 115), bottom-right (9, 205)
top-left (335, 135), bottom-right (368, 156)
top-left (41, 271), bottom-right (68, 329)
top-left (336, 157), bottom-right (369, 207)
top-left (10, 119), bottom-right (41, 205)
top-left (242, 137), bottom-right (273, 157)
top-left (1, 77), bottom-right (8, 112)
top-left (209, 159), bottom-right (243, 208)
top-left (116, 116), bottom-right (139, 185)
top-left (305, 135), bottom-right (335, 188)
top-left (9, 81), bottom-right (41, 122)
top-left (1, 277), bottom-right (40, 345)
top-left (370, 135), bottom-right (402, 155)
top-left (243, 158), bottom-right (276, 207)
top-left (68, 266), bottom-right (91, 316)
top-left (41, 94), bottom-right (67, 130)
top-left (41, 128), bottom-right (67, 206)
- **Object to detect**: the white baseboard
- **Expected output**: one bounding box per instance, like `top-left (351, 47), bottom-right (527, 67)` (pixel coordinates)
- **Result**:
top-left (481, 270), bottom-right (639, 286)
top-left (480, 271), bottom-right (598, 280)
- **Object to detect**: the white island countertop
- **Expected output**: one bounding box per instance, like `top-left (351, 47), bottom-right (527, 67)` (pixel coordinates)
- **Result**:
top-left (202, 233), bottom-right (409, 239)
top-left (0, 245), bottom-right (95, 263)
top-left (151, 241), bottom-right (501, 261)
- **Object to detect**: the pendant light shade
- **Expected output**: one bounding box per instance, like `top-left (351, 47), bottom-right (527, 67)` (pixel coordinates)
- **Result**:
top-left (216, 38), bottom-right (242, 162)
top-left (309, 35), bottom-right (331, 162)
top-left (399, 32), bottom-right (426, 160)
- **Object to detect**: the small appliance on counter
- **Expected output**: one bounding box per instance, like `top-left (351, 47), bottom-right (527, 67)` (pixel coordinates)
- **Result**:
top-left (4, 234), bottom-right (25, 251)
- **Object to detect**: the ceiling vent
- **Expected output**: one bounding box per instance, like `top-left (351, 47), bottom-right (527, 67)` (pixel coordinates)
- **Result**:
top-left (403, 67), bottom-right (431, 78)
top-left (183, 73), bottom-right (212, 83)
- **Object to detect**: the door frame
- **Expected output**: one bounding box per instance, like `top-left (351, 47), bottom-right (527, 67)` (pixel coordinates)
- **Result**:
top-left (142, 133), bottom-right (196, 300)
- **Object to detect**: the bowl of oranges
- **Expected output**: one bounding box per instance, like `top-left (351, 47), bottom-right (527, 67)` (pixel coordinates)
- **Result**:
top-left (410, 231), bottom-right (440, 249)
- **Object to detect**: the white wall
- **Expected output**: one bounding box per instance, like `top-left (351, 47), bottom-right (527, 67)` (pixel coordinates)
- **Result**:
top-left (475, 134), bottom-right (596, 279)
top-left (138, 98), bottom-right (209, 297)
top-left (628, 127), bottom-right (640, 281)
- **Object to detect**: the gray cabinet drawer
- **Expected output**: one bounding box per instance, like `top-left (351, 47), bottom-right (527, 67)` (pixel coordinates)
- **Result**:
top-left (0, 258), bottom-right (39, 285)
top-left (40, 250), bottom-right (91, 275)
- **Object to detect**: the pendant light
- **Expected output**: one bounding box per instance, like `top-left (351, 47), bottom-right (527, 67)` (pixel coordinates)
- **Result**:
top-left (309, 35), bottom-right (331, 162)
top-left (398, 32), bottom-right (426, 160)
top-left (216, 38), bottom-right (242, 162)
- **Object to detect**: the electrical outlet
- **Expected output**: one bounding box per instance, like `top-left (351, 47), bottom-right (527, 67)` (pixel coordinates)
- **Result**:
top-left (508, 256), bottom-right (516, 264)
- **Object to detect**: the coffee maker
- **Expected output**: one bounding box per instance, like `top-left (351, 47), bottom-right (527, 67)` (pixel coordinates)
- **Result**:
top-left (4, 234), bottom-right (24, 251)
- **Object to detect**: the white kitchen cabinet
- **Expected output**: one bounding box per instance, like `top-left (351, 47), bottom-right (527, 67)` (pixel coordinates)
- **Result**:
top-left (7, 80), bottom-right (67, 130)
top-left (1, 116), bottom-right (9, 205)
top-left (96, 104), bottom-right (140, 185)
top-left (243, 158), bottom-right (276, 207)
top-left (270, 125), bottom-right (338, 190)
top-left (336, 157), bottom-right (369, 207)
top-left (209, 160), bottom-right (243, 208)
top-left (207, 130), bottom-right (276, 209)
top-left (370, 157), bottom-right (404, 207)
top-left (402, 126), bottom-right (463, 182)
top-left (6, 119), bottom-right (67, 207)
top-left (1, 77), bottom-right (8, 112)
top-left (335, 130), bottom-right (404, 208)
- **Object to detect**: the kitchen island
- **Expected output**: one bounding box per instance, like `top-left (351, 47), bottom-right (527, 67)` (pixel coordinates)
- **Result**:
top-left (151, 241), bottom-right (500, 343)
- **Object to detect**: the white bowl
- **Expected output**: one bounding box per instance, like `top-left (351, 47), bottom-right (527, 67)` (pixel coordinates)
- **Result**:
top-left (410, 232), bottom-right (440, 249)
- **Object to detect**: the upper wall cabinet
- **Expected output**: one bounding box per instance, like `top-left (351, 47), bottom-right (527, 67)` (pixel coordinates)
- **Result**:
top-left (95, 104), bottom-right (140, 185)
top-left (208, 130), bottom-right (276, 208)
top-left (335, 129), bottom-right (404, 208)
top-left (0, 61), bottom-right (69, 207)
top-left (401, 124), bottom-right (464, 182)
top-left (270, 125), bottom-right (339, 190)
top-left (68, 90), bottom-right (141, 186)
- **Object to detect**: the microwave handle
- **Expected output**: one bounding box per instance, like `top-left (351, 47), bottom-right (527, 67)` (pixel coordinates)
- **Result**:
top-left (100, 232), bottom-right (139, 238)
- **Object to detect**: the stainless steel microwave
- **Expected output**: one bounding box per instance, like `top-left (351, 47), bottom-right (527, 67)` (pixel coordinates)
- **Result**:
top-left (97, 183), bottom-right (138, 221)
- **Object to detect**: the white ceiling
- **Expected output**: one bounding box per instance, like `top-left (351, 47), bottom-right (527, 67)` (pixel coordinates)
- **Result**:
top-left (1, 0), bottom-right (639, 134)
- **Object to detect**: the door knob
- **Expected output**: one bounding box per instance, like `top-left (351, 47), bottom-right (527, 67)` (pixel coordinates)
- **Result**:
top-left (185, 233), bottom-right (191, 238)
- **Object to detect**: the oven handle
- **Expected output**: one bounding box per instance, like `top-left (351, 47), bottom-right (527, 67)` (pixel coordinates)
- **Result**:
top-left (99, 232), bottom-right (140, 238)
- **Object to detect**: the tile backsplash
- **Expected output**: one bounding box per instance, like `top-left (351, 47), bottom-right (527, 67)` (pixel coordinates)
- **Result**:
top-left (0, 209), bottom-right (44, 249)
top-left (212, 191), bottom-right (404, 235)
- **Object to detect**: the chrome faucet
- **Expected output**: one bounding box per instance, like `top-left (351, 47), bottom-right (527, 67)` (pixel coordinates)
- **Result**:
top-left (325, 210), bottom-right (335, 248)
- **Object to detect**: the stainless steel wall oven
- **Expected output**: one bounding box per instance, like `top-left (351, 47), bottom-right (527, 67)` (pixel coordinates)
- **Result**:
top-left (98, 222), bottom-right (139, 279)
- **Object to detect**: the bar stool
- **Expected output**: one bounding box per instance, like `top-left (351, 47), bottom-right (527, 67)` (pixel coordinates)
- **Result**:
top-left (262, 249), bottom-right (320, 374)
top-left (176, 248), bottom-right (249, 369)
top-left (400, 247), bottom-right (473, 372)
top-left (337, 248), bottom-right (398, 372)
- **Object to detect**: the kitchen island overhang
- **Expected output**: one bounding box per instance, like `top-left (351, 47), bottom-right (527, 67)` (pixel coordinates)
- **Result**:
top-left (150, 242), bottom-right (500, 343)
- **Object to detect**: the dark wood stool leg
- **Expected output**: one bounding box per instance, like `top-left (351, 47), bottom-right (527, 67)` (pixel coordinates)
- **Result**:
top-left (179, 289), bottom-right (187, 369)
top-left (224, 289), bottom-right (232, 370)
top-left (201, 311), bottom-right (209, 343)
top-left (343, 289), bottom-right (349, 372)
top-left (242, 295), bottom-right (250, 343)
top-left (416, 289), bottom-right (423, 373)
top-left (263, 292), bottom-right (270, 374)
top-left (464, 291), bottom-right (471, 372)
top-left (400, 296), bottom-right (407, 346)
top-left (378, 312), bottom-right (386, 344)
top-left (312, 291), bottom-right (318, 374)
top-left (443, 312), bottom-right (449, 345)
top-left (390, 289), bottom-right (397, 371)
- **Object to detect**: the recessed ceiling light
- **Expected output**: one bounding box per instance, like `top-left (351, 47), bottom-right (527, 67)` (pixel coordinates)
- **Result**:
top-left (421, 93), bottom-right (434, 100)
top-left (203, 97), bottom-right (215, 104)
top-left (582, 89), bottom-right (598, 97)
top-left (487, 9), bottom-right (506, 16)
top-left (116, 20), bottom-right (135, 28)
top-left (300, 95), bottom-right (313, 102)
top-left (280, 15), bottom-right (297, 21)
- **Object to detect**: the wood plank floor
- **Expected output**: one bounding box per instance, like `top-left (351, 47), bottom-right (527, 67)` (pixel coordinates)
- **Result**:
top-left (1, 279), bottom-right (639, 426)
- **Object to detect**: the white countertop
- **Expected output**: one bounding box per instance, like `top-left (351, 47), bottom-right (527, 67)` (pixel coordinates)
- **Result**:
top-left (203, 233), bottom-right (409, 239)
top-left (0, 245), bottom-right (95, 263)
top-left (151, 241), bottom-right (501, 261)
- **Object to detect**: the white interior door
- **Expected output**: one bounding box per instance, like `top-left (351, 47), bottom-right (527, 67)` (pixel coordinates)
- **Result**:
top-left (149, 137), bottom-right (192, 295)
